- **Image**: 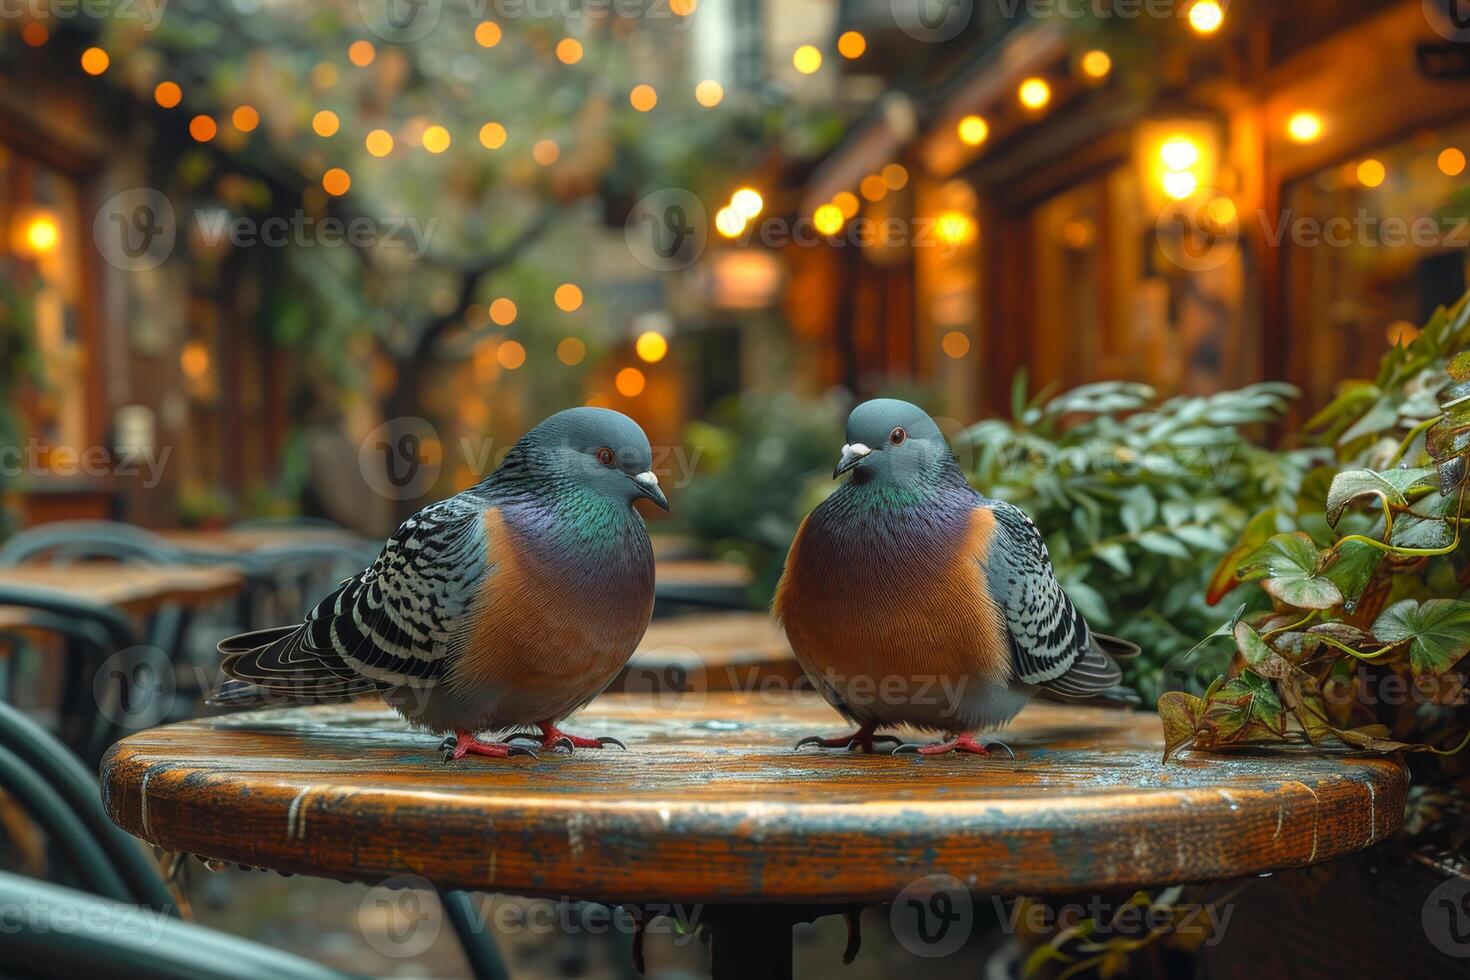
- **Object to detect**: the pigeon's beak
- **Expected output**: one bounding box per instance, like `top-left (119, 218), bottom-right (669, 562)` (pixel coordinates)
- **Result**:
top-left (833, 442), bottom-right (872, 479)
top-left (631, 471), bottom-right (669, 511)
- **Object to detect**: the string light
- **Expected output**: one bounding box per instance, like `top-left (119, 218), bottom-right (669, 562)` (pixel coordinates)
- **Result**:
top-left (860, 175), bottom-right (887, 202)
top-left (348, 40), bottom-right (376, 67)
top-left (832, 191), bottom-right (859, 220)
top-left (935, 211), bottom-right (977, 246)
top-left (489, 298), bottom-right (517, 325)
top-left (1162, 171), bottom-right (1198, 199)
top-left (635, 331), bottom-right (668, 363)
top-left (496, 340), bottom-right (526, 370)
top-left (1160, 137), bottom-right (1200, 171)
top-left (422, 125), bottom-right (451, 153)
top-left (670, 0), bottom-right (697, 13)
top-left (189, 115), bottom-right (217, 142)
top-left (479, 122), bottom-right (507, 149)
top-left (615, 367), bottom-right (646, 397)
top-left (731, 188), bottom-right (763, 220)
top-left (793, 45), bottom-right (822, 75)
top-left (813, 204), bottom-right (844, 236)
top-left (881, 164), bottom-right (909, 190)
top-left (1188, 0), bottom-right (1225, 35)
top-left (695, 80), bottom-right (724, 108)
top-left (1081, 50), bottom-right (1112, 80)
top-left (715, 206), bottom-right (744, 238)
top-left (80, 47), bottom-right (109, 75)
top-left (837, 31), bottom-right (867, 59)
top-left (1356, 159), bottom-right (1386, 188)
top-left (322, 168), bottom-right (351, 196)
top-left (22, 214), bottom-right (60, 254)
top-left (1440, 148), bottom-right (1467, 177)
top-left (555, 39), bottom-right (583, 65)
top-left (232, 106), bottom-right (260, 133)
top-left (21, 22), bottom-right (47, 46)
top-left (313, 110), bottom-right (341, 137)
top-left (630, 84), bottom-right (657, 111)
top-left (554, 283), bottom-right (584, 312)
top-left (557, 337), bottom-right (586, 365)
top-left (475, 22), bottom-right (502, 48)
top-left (957, 115), bottom-right (989, 147)
top-left (532, 139), bottom-right (559, 165)
top-left (1018, 78), bottom-right (1051, 110)
top-left (154, 81), bottom-right (182, 109)
top-left (1286, 111), bottom-right (1324, 143)
top-left (942, 331), bottom-right (971, 358)
top-left (366, 129), bottom-right (394, 156)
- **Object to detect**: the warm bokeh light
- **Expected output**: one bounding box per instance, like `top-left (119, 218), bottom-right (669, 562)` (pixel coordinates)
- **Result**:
top-left (630, 84), bottom-right (658, 112)
top-left (695, 80), bottom-right (724, 108)
top-left (1440, 147), bottom-right (1467, 177)
top-left (189, 115), bottom-right (217, 142)
top-left (715, 206), bottom-right (745, 238)
top-left (1356, 158), bottom-right (1386, 188)
top-left (556, 39), bottom-right (583, 65)
top-left (731, 188), bottom-right (764, 220)
top-left (475, 21), bottom-right (502, 47)
top-left (21, 22), bottom-right (47, 46)
top-left (180, 341), bottom-right (210, 380)
top-left (935, 210), bottom-right (977, 246)
top-left (366, 129), bottom-right (394, 156)
top-left (615, 367), bottom-right (647, 397)
top-left (311, 62), bottom-right (338, 89)
top-left (554, 283), bottom-right (584, 312)
top-left (496, 340), bottom-right (526, 370)
top-left (813, 204), bottom-right (844, 236)
top-left (1286, 111), bottom-right (1323, 143)
top-left (80, 47), bottom-right (109, 76)
top-left (1081, 50), bottom-right (1112, 80)
top-left (860, 174), bottom-right (887, 202)
top-left (232, 106), bottom-right (260, 133)
top-left (881, 164), bottom-right (909, 190)
top-left (322, 168), bottom-right (351, 196)
top-left (1162, 170), bottom-right (1198, 199)
top-left (1188, 0), bottom-right (1225, 35)
top-left (793, 45), bottom-right (822, 75)
top-left (348, 40), bottom-right (376, 67)
top-left (312, 110), bottom-right (341, 137)
top-left (532, 139), bottom-right (560, 165)
top-left (557, 337), bottom-right (586, 366)
top-left (422, 125), bottom-right (451, 153)
top-left (1160, 137), bottom-right (1200, 171)
top-left (941, 331), bottom-right (971, 359)
top-left (22, 214), bottom-right (60, 255)
top-left (957, 115), bottom-right (989, 147)
top-left (489, 298), bottom-right (518, 326)
top-left (832, 191), bottom-right (860, 220)
top-left (635, 331), bottom-right (669, 363)
top-left (670, 0), bottom-right (697, 13)
top-left (837, 31), bottom-right (867, 60)
top-left (479, 122), bottom-right (507, 149)
top-left (154, 81), bottom-right (182, 109)
top-left (1018, 77), bottom-right (1051, 110)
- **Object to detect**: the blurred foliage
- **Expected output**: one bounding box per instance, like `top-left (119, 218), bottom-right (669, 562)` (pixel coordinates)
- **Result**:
top-left (0, 266), bottom-right (38, 539)
top-left (1159, 290), bottom-right (1470, 769)
top-left (678, 392), bottom-right (846, 603)
top-left (965, 378), bottom-right (1315, 704)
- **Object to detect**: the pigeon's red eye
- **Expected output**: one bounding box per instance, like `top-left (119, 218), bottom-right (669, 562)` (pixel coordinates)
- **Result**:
top-left (595, 447), bottom-right (615, 467)
top-left (890, 427), bottom-right (907, 446)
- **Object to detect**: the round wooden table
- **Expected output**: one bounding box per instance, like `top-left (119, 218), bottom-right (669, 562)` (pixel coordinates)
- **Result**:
top-left (101, 692), bottom-right (1405, 977)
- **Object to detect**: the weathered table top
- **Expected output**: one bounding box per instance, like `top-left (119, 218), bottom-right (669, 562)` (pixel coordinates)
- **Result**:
top-left (100, 693), bottom-right (1405, 905)
top-left (0, 563), bottom-right (245, 625)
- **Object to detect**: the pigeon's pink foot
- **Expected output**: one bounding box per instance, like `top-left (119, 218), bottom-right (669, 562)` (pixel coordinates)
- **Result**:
top-left (518, 722), bottom-right (626, 753)
top-left (894, 733), bottom-right (1016, 758)
top-left (440, 732), bottom-right (537, 762)
top-left (794, 723), bottom-right (901, 754)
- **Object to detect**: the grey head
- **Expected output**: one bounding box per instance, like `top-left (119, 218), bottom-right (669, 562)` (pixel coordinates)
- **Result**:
top-left (504, 407), bottom-right (668, 511)
top-left (833, 398), bottom-right (952, 484)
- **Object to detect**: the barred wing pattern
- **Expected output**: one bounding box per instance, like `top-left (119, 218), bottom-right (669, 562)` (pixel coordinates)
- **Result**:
top-left (222, 496), bottom-right (490, 693)
top-left (986, 501), bottom-right (1119, 696)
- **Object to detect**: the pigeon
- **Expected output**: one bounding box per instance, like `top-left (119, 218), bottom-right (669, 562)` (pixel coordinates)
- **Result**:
top-left (213, 407), bottom-right (668, 761)
top-left (773, 398), bottom-right (1137, 756)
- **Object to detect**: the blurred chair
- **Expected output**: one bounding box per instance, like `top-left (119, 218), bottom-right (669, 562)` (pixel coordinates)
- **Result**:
top-left (0, 872), bottom-right (350, 979)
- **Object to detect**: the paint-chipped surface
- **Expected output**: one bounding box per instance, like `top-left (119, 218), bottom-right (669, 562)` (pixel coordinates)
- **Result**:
top-left (100, 694), bottom-right (1406, 904)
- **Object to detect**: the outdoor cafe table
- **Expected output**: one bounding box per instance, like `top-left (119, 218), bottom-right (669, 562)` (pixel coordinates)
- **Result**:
top-left (100, 692), bottom-right (1405, 978)
top-left (0, 563), bottom-right (245, 627)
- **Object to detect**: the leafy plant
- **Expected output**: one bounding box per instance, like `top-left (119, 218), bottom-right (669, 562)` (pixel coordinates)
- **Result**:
top-left (1160, 292), bottom-right (1470, 761)
top-left (965, 378), bottom-right (1316, 703)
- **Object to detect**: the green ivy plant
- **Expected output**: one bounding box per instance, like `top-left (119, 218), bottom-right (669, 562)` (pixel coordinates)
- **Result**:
top-left (1160, 292), bottom-right (1470, 761)
top-left (964, 377), bottom-right (1316, 704)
